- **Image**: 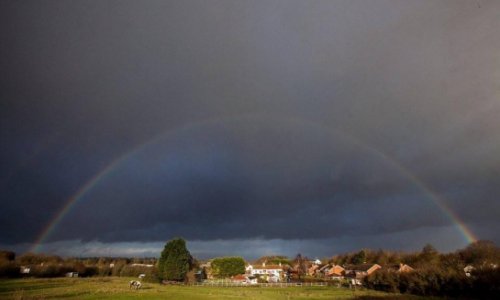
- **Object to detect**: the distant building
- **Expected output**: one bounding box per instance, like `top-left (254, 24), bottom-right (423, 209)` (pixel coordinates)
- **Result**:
top-left (130, 263), bottom-right (154, 268)
top-left (308, 264), bottom-right (320, 276)
top-left (65, 272), bottom-right (79, 278)
top-left (318, 264), bottom-right (331, 275)
top-left (246, 262), bottom-right (284, 282)
top-left (327, 265), bottom-right (345, 279)
top-left (385, 263), bottom-right (414, 273)
top-left (344, 264), bottom-right (381, 279)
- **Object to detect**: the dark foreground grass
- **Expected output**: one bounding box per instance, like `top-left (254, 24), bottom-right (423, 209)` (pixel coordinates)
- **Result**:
top-left (0, 277), bottom-right (433, 300)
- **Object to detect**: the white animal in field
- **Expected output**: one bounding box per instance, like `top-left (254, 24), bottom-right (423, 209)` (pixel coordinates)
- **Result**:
top-left (129, 280), bottom-right (142, 289)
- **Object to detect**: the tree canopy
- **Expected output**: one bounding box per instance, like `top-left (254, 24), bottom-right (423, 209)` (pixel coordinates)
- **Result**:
top-left (211, 257), bottom-right (245, 278)
top-left (158, 238), bottom-right (193, 281)
top-left (292, 253), bottom-right (307, 279)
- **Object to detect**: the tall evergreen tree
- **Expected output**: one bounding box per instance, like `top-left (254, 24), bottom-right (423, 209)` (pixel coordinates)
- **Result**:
top-left (352, 250), bottom-right (367, 264)
top-left (158, 238), bottom-right (193, 281)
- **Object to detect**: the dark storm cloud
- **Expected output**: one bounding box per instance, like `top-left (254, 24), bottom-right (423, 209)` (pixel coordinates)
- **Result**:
top-left (43, 116), bottom-right (490, 244)
top-left (1, 0), bottom-right (499, 255)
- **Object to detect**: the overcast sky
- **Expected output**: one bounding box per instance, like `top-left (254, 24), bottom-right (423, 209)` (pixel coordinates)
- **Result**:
top-left (1, 0), bottom-right (499, 259)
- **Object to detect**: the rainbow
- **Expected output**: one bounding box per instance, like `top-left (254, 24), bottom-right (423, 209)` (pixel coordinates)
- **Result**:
top-left (31, 116), bottom-right (231, 253)
top-left (30, 115), bottom-right (476, 253)
top-left (30, 154), bottom-right (130, 253)
top-left (356, 147), bottom-right (477, 244)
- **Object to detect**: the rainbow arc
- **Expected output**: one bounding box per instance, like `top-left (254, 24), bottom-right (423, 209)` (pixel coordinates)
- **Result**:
top-left (31, 115), bottom-right (477, 253)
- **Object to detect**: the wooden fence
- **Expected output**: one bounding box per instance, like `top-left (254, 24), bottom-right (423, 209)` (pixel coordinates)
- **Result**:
top-left (189, 281), bottom-right (335, 287)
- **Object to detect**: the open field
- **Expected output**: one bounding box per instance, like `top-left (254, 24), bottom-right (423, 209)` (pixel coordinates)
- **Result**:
top-left (0, 277), bottom-right (431, 300)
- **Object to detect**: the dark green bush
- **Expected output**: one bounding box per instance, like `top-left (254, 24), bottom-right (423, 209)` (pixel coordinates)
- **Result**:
top-left (211, 257), bottom-right (246, 278)
top-left (0, 261), bottom-right (19, 278)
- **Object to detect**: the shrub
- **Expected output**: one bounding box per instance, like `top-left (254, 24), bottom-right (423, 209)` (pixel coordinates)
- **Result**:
top-left (111, 261), bottom-right (126, 276)
top-left (211, 257), bottom-right (245, 278)
top-left (31, 264), bottom-right (63, 277)
top-left (470, 266), bottom-right (500, 299)
top-left (0, 261), bottom-right (19, 278)
top-left (119, 265), bottom-right (151, 277)
top-left (98, 266), bottom-right (112, 276)
top-left (0, 250), bottom-right (15, 261)
top-left (364, 270), bottom-right (399, 293)
top-left (81, 266), bottom-right (98, 277)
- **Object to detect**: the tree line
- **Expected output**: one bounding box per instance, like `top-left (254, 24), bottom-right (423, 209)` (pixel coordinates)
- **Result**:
top-left (0, 251), bottom-right (158, 280)
top-left (2, 239), bottom-right (499, 298)
top-left (359, 241), bottom-right (500, 298)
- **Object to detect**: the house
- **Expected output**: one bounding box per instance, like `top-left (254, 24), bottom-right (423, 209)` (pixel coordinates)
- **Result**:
top-left (327, 265), bottom-right (345, 279)
top-left (245, 264), bottom-right (253, 273)
top-left (344, 264), bottom-right (381, 279)
top-left (20, 266), bottom-right (30, 274)
top-left (317, 264), bottom-right (331, 277)
top-left (246, 262), bottom-right (284, 282)
top-left (308, 264), bottom-right (320, 276)
top-left (313, 263), bottom-right (333, 277)
top-left (385, 263), bottom-right (414, 273)
top-left (268, 274), bottom-right (280, 283)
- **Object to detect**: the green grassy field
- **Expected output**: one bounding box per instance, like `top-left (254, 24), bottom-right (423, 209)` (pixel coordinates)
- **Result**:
top-left (0, 277), bottom-right (431, 300)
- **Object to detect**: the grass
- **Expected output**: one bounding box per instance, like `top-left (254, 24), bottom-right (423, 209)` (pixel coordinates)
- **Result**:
top-left (0, 277), bottom-right (432, 300)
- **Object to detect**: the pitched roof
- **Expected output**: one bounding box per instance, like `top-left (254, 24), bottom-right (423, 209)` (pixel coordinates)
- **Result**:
top-left (344, 264), bottom-right (380, 272)
top-left (384, 263), bottom-right (414, 272)
top-left (327, 265), bottom-right (345, 276)
top-left (252, 264), bottom-right (283, 270)
top-left (232, 274), bottom-right (247, 280)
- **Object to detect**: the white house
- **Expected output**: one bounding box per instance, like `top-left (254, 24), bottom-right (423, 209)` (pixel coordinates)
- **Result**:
top-left (246, 262), bottom-right (284, 282)
top-left (131, 263), bottom-right (154, 268)
top-left (65, 272), bottom-right (79, 278)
